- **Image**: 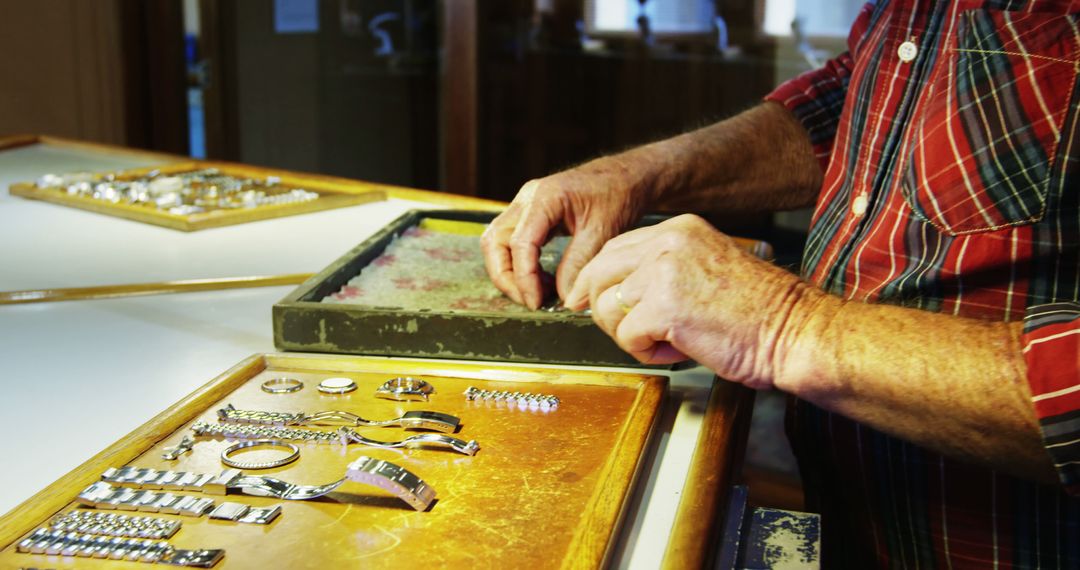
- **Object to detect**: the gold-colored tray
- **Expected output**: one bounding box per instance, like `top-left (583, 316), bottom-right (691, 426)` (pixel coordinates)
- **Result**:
top-left (0, 353), bottom-right (666, 569)
top-left (8, 161), bottom-right (385, 231)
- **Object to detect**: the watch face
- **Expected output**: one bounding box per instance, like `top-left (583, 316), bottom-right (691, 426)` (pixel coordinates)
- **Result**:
top-left (318, 377), bottom-right (358, 394)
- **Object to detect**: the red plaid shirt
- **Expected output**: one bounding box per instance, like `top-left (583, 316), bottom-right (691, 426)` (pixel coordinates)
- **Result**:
top-left (766, 0), bottom-right (1080, 566)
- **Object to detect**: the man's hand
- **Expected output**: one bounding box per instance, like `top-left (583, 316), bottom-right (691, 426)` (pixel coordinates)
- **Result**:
top-left (564, 214), bottom-right (816, 390)
top-left (481, 103), bottom-right (823, 310)
top-left (563, 214), bottom-right (1057, 483)
top-left (480, 156), bottom-right (651, 309)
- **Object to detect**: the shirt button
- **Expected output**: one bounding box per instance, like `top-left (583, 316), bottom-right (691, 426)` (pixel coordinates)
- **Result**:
top-left (852, 193), bottom-right (869, 217)
top-left (898, 40), bottom-right (918, 62)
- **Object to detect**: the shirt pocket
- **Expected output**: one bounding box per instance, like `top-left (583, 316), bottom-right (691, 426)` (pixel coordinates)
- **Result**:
top-left (901, 9), bottom-right (1079, 236)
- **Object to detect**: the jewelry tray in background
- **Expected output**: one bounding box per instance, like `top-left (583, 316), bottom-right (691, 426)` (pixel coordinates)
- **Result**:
top-left (0, 353), bottom-right (665, 569)
top-left (274, 209), bottom-right (658, 367)
top-left (8, 161), bottom-right (385, 231)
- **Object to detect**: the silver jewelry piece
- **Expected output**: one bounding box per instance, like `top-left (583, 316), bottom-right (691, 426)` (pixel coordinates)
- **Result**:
top-left (191, 421), bottom-right (479, 456)
top-left (216, 403), bottom-right (461, 433)
top-left (16, 527), bottom-right (224, 567)
top-left (375, 377), bottom-right (435, 401)
top-left (49, 510), bottom-right (181, 540)
top-left (78, 479), bottom-right (284, 526)
top-left (463, 386), bottom-right (560, 408)
top-left (99, 461), bottom-right (435, 511)
top-left (220, 440), bottom-right (300, 470)
top-left (35, 167), bottom-right (319, 214)
top-left (261, 377), bottom-right (304, 394)
top-left (78, 482), bottom-right (215, 517)
top-left (345, 456), bottom-right (436, 511)
top-left (101, 466), bottom-right (342, 500)
top-left (161, 435), bottom-right (196, 460)
top-left (208, 503), bottom-right (270, 524)
top-left (317, 377), bottom-right (357, 394)
top-left (338, 428), bottom-right (479, 456)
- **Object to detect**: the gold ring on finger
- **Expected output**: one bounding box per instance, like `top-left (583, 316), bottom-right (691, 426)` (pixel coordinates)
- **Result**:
top-left (615, 283), bottom-right (633, 314)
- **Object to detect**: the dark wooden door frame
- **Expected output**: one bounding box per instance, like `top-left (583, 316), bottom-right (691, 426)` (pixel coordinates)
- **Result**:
top-left (119, 0), bottom-right (190, 155)
top-left (441, 0), bottom-right (480, 196)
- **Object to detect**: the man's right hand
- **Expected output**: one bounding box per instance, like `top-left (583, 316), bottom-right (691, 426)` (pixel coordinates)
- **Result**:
top-left (480, 156), bottom-right (651, 309)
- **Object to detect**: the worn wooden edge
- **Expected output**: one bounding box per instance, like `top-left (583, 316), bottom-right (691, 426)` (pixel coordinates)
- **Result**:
top-left (563, 375), bottom-right (668, 570)
top-left (0, 134), bottom-right (44, 153)
top-left (263, 352), bottom-right (654, 388)
top-left (660, 379), bottom-right (756, 570)
top-left (0, 273), bottom-right (313, 305)
top-left (0, 354), bottom-right (268, 549)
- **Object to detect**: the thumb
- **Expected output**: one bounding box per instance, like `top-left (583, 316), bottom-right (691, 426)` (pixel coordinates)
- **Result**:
top-left (556, 230), bottom-right (609, 301)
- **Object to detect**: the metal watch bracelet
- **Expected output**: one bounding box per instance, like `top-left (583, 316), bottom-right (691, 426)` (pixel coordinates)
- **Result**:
top-left (216, 403), bottom-right (461, 433)
top-left (191, 421), bottom-right (480, 456)
top-left (16, 527), bottom-right (224, 567)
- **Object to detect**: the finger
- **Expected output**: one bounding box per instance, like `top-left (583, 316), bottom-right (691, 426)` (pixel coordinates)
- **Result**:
top-left (614, 301), bottom-right (691, 365)
top-left (611, 269), bottom-right (691, 365)
top-left (591, 283), bottom-right (626, 338)
top-left (509, 182), bottom-right (562, 309)
top-left (480, 207), bottom-right (526, 305)
top-left (564, 227), bottom-right (657, 310)
top-left (554, 228), bottom-right (609, 302)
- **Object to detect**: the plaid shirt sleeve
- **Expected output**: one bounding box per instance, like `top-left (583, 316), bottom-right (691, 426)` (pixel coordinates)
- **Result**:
top-left (1023, 304), bottom-right (1080, 494)
top-left (763, 2), bottom-right (877, 171)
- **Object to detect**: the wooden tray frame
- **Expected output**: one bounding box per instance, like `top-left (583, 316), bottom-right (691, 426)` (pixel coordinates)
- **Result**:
top-left (0, 134), bottom-right (510, 213)
top-left (8, 160), bottom-right (387, 231)
top-left (0, 353), bottom-right (666, 569)
top-left (661, 380), bottom-right (755, 568)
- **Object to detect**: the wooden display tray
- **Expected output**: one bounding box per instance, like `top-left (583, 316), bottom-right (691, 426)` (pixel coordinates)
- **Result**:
top-left (0, 353), bottom-right (666, 569)
top-left (8, 160), bottom-right (386, 231)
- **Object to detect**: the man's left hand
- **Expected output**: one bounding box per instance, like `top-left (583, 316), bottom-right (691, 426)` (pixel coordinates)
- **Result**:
top-left (564, 214), bottom-right (816, 390)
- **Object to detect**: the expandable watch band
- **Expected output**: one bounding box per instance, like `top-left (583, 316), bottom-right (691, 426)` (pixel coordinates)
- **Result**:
top-left (345, 456), bottom-right (436, 512)
top-left (100, 459), bottom-right (437, 511)
top-left (216, 403), bottom-right (461, 433)
top-left (16, 527), bottom-right (224, 567)
top-left (190, 421), bottom-right (480, 456)
top-left (463, 386), bottom-right (559, 408)
top-left (78, 481), bottom-right (282, 525)
top-left (49, 510), bottom-right (181, 540)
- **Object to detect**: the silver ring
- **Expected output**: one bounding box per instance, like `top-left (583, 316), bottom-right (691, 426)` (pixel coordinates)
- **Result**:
top-left (220, 440), bottom-right (300, 470)
top-left (318, 377), bottom-right (357, 394)
top-left (261, 377), bottom-right (303, 394)
top-left (615, 283), bottom-right (633, 314)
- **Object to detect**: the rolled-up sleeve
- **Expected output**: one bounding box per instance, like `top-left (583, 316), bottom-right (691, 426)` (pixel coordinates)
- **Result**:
top-left (764, 2), bottom-right (876, 171)
top-left (1023, 303), bottom-right (1080, 494)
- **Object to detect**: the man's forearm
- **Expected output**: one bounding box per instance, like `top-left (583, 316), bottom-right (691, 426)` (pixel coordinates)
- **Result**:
top-left (778, 290), bottom-right (1058, 484)
top-left (617, 102), bottom-right (823, 213)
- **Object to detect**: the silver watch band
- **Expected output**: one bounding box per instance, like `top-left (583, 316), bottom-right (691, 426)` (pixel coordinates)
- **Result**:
top-left (16, 527), bottom-right (224, 567)
top-left (190, 421), bottom-right (480, 456)
top-left (215, 403), bottom-right (462, 433)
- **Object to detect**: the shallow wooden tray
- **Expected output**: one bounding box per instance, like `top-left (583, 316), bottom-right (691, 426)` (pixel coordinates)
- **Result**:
top-left (0, 353), bottom-right (665, 569)
top-left (8, 160), bottom-right (386, 231)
